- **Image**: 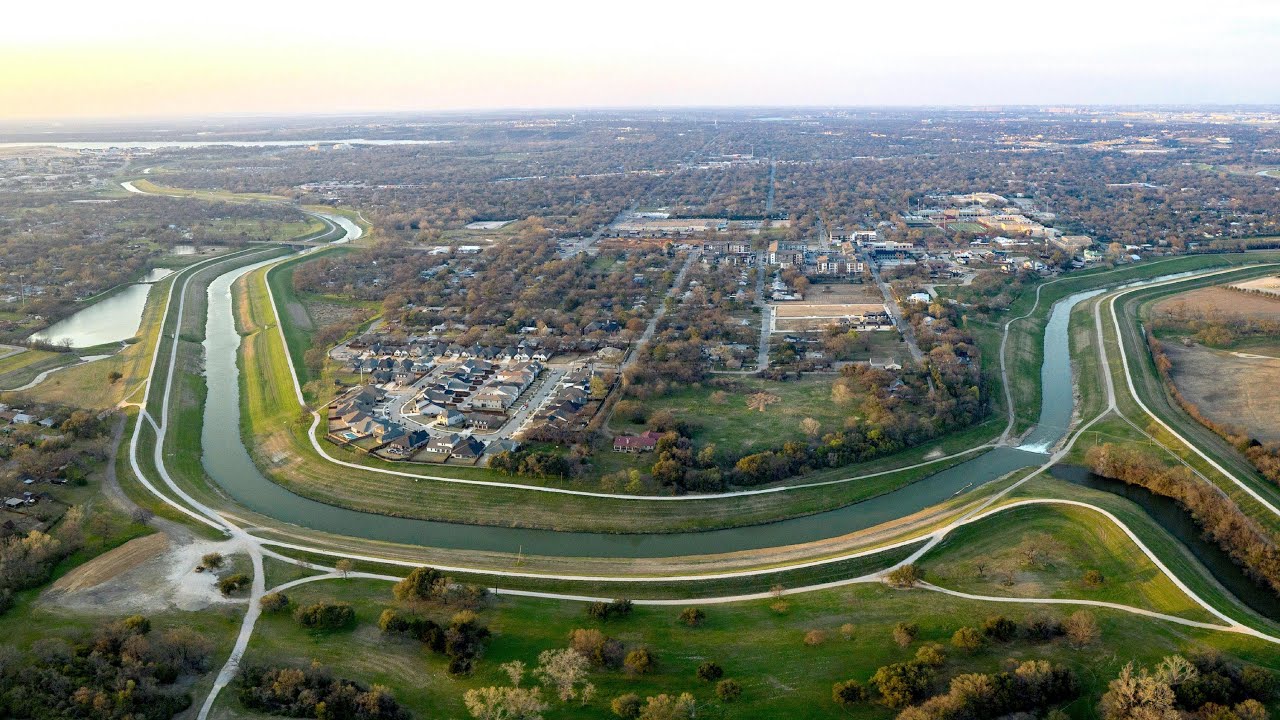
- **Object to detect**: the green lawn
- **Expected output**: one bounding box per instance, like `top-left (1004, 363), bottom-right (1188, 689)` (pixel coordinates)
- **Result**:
top-left (919, 503), bottom-right (1211, 622)
top-left (216, 575), bottom-right (1280, 720)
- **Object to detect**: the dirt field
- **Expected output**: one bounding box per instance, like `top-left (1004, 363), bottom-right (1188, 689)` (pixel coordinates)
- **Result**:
top-left (1153, 285), bottom-right (1280, 320)
top-left (43, 534), bottom-right (245, 614)
top-left (1164, 342), bottom-right (1280, 442)
top-left (1230, 275), bottom-right (1280, 297)
top-left (51, 533), bottom-right (169, 593)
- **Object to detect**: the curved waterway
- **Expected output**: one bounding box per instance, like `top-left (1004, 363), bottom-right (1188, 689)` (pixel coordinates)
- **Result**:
top-left (197, 252), bottom-right (1145, 558)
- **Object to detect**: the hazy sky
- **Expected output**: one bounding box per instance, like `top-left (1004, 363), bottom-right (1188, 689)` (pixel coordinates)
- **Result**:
top-left (6, 0), bottom-right (1279, 120)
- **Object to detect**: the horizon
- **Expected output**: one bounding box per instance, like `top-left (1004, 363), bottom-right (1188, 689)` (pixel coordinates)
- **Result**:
top-left (6, 0), bottom-right (1279, 121)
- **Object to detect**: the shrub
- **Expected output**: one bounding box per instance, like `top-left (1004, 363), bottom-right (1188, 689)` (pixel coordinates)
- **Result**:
top-left (293, 602), bottom-right (355, 630)
top-left (951, 626), bottom-right (984, 653)
top-left (121, 615), bottom-right (151, 634)
top-left (1064, 610), bottom-right (1100, 648)
top-left (1082, 569), bottom-right (1106, 588)
top-left (679, 607), bottom-right (706, 627)
top-left (840, 622), bottom-right (855, 640)
top-left (201, 552), bottom-right (224, 569)
top-left (1023, 612), bottom-right (1064, 641)
top-left (393, 566), bottom-right (444, 602)
top-left (587, 598), bottom-right (634, 621)
top-left (217, 573), bottom-right (250, 596)
top-left (892, 621), bottom-right (919, 647)
top-left (259, 592), bottom-right (289, 613)
top-left (715, 678), bottom-right (742, 702)
top-left (696, 661), bottom-right (724, 682)
top-left (611, 692), bottom-right (642, 718)
top-left (915, 643), bottom-right (947, 667)
top-left (870, 662), bottom-right (935, 709)
top-left (624, 647), bottom-right (653, 676)
top-left (803, 629), bottom-right (827, 646)
top-left (885, 564), bottom-right (923, 588)
top-left (832, 679), bottom-right (868, 707)
top-left (982, 615), bottom-right (1018, 642)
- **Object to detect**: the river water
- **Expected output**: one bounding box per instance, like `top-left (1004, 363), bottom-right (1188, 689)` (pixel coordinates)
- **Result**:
top-left (200, 240), bottom-right (1099, 557)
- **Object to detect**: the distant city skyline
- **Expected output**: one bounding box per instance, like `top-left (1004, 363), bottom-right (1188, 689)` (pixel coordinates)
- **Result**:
top-left (6, 0), bottom-right (1279, 121)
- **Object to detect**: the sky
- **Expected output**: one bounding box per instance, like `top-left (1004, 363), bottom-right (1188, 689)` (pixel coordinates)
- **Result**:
top-left (5, 0), bottom-right (1280, 120)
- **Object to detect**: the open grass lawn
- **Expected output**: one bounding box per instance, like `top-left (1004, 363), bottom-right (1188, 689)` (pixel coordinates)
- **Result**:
top-left (0, 348), bottom-right (73, 390)
top-left (218, 576), bottom-right (1280, 720)
top-left (919, 504), bottom-right (1211, 622)
top-left (1015, 474), bottom-right (1280, 637)
top-left (613, 376), bottom-right (853, 457)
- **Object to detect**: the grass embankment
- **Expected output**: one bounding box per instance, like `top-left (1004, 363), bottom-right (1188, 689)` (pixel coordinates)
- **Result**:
top-left (954, 253), bottom-right (1280, 438)
top-left (919, 503), bottom-right (1211, 622)
top-left (0, 348), bottom-right (74, 391)
top-left (1013, 474), bottom-right (1280, 637)
top-left (218, 575), bottom-right (1280, 720)
top-left (1106, 266), bottom-right (1280, 535)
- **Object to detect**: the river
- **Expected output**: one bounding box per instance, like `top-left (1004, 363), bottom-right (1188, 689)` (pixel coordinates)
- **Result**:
top-left (199, 246), bottom-right (1112, 557)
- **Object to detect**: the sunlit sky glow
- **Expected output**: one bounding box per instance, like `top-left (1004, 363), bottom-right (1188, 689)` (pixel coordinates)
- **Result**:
top-left (5, 0), bottom-right (1279, 120)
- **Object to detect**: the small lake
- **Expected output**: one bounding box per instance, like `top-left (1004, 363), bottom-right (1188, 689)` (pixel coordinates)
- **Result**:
top-left (29, 270), bottom-right (172, 348)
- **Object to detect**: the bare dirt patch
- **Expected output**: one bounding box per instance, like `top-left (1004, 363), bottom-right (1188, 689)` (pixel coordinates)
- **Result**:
top-left (43, 535), bottom-right (246, 614)
top-left (1153, 285), bottom-right (1280, 321)
top-left (1230, 275), bottom-right (1280, 297)
top-left (51, 533), bottom-right (169, 593)
top-left (1164, 342), bottom-right (1280, 443)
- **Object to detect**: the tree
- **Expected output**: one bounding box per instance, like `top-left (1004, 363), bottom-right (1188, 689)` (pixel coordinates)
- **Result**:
top-left (981, 615), bottom-right (1017, 642)
top-left (800, 417), bottom-right (821, 438)
top-left (624, 647), bottom-right (654, 676)
top-left (260, 592), bottom-right (289, 613)
top-left (1065, 610), bottom-right (1100, 648)
top-left (464, 686), bottom-right (548, 720)
top-left (804, 629), bottom-right (827, 646)
top-left (293, 602), bottom-right (355, 630)
top-left (611, 693), bottom-right (642, 718)
top-left (951, 626), bottom-right (984, 653)
top-left (892, 621), bottom-right (919, 648)
top-left (335, 559), bottom-right (354, 578)
top-left (696, 662), bottom-right (724, 682)
top-left (915, 643), bottom-right (947, 667)
top-left (832, 679), bottom-right (868, 707)
top-left (1098, 662), bottom-right (1179, 720)
top-left (715, 678), bottom-right (742, 702)
top-left (637, 693), bottom-right (696, 720)
top-left (218, 573), bottom-right (250, 596)
top-left (678, 607), bottom-right (705, 627)
top-left (534, 648), bottom-right (591, 702)
top-left (885, 564), bottom-right (922, 588)
top-left (394, 566), bottom-right (445, 602)
top-left (501, 660), bottom-right (526, 687)
top-left (871, 661), bottom-right (934, 708)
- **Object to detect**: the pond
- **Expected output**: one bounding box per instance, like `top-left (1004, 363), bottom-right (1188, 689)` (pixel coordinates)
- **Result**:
top-left (30, 283), bottom-right (154, 349)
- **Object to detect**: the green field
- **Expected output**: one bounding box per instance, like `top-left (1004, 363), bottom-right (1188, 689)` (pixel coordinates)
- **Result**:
top-left (215, 575), bottom-right (1280, 719)
top-left (920, 503), bottom-right (1211, 621)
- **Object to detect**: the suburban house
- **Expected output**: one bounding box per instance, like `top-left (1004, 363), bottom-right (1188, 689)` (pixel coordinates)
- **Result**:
top-left (613, 430), bottom-right (663, 453)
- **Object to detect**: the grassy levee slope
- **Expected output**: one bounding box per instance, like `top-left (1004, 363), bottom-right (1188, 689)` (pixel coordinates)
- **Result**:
top-left (1111, 264), bottom-right (1280, 533)
top-left (221, 577), bottom-right (1280, 720)
top-left (1014, 474), bottom-right (1280, 637)
top-left (919, 503), bottom-right (1213, 622)
top-left (953, 253), bottom-right (1280, 438)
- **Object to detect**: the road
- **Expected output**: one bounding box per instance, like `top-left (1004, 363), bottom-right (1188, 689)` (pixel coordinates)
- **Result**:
top-left (621, 250), bottom-right (698, 371)
top-left (755, 259), bottom-right (772, 370)
top-left (864, 251), bottom-right (925, 363)
top-left (117, 182), bottom-right (1280, 714)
